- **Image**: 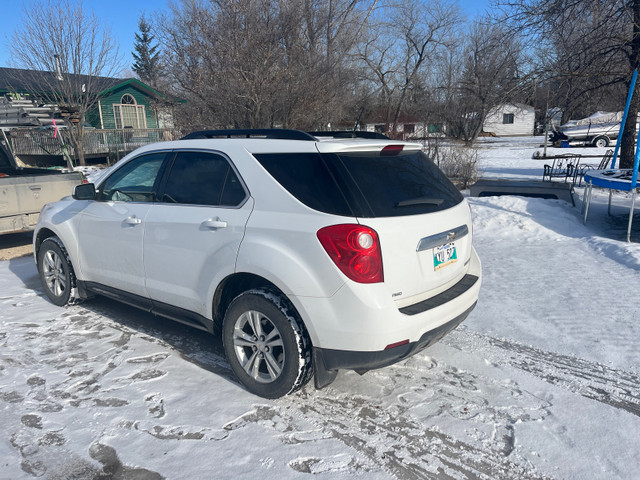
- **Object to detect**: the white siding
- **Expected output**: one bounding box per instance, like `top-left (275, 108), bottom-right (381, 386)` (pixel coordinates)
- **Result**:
top-left (483, 104), bottom-right (535, 136)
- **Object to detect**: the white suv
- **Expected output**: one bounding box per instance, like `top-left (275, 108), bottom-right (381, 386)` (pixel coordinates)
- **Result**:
top-left (33, 129), bottom-right (481, 398)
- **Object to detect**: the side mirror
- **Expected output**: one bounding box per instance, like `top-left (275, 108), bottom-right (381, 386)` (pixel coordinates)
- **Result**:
top-left (73, 183), bottom-right (96, 200)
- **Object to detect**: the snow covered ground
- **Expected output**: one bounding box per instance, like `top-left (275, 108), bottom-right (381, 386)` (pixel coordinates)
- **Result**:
top-left (1, 137), bottom-right (639, 479)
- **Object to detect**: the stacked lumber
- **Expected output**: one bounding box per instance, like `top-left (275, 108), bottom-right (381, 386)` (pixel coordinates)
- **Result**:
top-left (0, 95), bottom-right (60, 126)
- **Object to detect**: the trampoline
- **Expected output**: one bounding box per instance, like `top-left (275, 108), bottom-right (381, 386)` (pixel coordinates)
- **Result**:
top-left (582, 169), bottom-right (637, 242)
top-left (581, 69), bottom-right (640, 242)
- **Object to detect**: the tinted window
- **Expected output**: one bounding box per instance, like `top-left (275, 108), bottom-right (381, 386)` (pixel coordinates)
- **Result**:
top-left (100, 152), bottom-right (166, 202)
top-left (254, 153), bottom-right (353, 216)
top-left (336, 150), bottom-right (464, 217)
top-left (255, 150), bottom-right (462, 218)
top-left (161, 151), bottom-right (245, 206)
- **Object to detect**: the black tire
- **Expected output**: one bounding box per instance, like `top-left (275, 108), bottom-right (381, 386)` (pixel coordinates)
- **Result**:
top-left (593, 136), bottom-right (609, 148)
top-left (37, 237), bottom-right (75, 306)
top-left (222, 289), bottom-right (313, 398)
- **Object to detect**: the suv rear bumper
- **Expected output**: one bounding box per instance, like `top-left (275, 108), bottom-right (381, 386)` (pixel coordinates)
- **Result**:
top-left (313, 301), bottom-right (475, 382)
top-left (294, 246), bottom-right (481, 352)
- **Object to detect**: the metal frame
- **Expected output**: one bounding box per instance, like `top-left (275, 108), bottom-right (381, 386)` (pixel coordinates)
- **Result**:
top-left (582, 173), bottom-right (637, 243)
top-left (309, 131), bottom-right (391, 140)
top-left (182, 129), bottom-right (393, 142)
top-left (582, 69), bottom-right (640, 243)
top-left (182, 129), bottom-right (317, 141)
top-left (542, 154), bottom-right (580, 183)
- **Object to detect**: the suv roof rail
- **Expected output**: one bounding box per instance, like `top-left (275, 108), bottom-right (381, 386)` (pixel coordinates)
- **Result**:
top-left (181, 129), bottom-right (316, 141)
top-left (309, 130), bottom-right (391, 140)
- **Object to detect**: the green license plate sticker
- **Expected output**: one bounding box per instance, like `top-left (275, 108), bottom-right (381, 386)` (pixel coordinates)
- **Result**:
top-left (434, 243), bottom-right (457, 270)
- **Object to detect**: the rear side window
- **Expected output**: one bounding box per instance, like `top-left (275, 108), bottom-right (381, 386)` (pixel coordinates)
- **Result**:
top-left (337, 150), bottom-right (464, 217)
top-left (160, 151), bottom-right (246, 206)
top-left (254, 153), bottom-right (353, 216)
top-left (255, 150), bottom-right (462, 217)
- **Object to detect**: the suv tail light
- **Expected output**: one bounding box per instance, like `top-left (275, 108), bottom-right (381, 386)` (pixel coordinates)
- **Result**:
top-left (317, 224), bottom-right (383, 283)
top-left (381, 144), bottom-right (404, 156)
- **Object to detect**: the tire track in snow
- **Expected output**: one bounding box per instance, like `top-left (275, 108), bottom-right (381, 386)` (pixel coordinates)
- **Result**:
top-left (285, 392), bottom-right (550, 480)
top-left (445, 329), bottom-right (640, 417)
top-left (218, 350), bottom-right (553, 478)
top-left (276, 353), bottom-right (554, 480)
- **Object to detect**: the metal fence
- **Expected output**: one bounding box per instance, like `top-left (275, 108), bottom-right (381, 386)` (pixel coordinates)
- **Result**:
top-left (7, 128), bottom-right (182, 164)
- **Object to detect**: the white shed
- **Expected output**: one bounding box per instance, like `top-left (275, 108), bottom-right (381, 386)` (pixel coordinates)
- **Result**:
top-left (483, 103), bottom-right (535, 136)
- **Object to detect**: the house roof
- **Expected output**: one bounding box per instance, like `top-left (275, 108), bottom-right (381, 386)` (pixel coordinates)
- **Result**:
top-left (489, 103), bottom-right (535, 113)
top-left (0, 67), bottom-right (176, 102)
top-left (365, 109), bottom-right (421, 124)
top-left (96, 78), bottom-right (174, 102)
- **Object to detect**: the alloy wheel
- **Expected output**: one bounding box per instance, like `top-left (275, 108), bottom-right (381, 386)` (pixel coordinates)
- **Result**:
top-left (42, 249), bottom-right (67, 298)
top-left (232, 310), bottom-right (285, 383)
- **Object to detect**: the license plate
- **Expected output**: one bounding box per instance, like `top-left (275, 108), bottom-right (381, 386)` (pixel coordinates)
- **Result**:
top-left (434, 243), bottom-right (457, 270)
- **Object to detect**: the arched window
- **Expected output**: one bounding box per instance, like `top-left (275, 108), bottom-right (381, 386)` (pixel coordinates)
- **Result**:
top-left (113, 93), bottom-right (147, 129)
top-left (121, 94), bottom-right (136, 105)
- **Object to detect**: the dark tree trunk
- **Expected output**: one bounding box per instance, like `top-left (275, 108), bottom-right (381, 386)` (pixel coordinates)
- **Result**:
top-left (620, 0), bottom-right (640, 169)
top-left (620, 92), bottom-right (639, 169)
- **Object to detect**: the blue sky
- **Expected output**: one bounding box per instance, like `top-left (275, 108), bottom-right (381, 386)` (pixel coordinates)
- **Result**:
top-left (458, 0), bottom-right (493, 16)
top-left (0, 0), bottom-right (492, 72)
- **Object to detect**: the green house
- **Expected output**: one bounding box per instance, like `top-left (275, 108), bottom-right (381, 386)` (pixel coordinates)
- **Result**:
top-left (0, 67), bottom-right (181, 164)
top-left (89, 78), bottom-right (174, 130)
top-left (0, 67), bottom-right (177, 130)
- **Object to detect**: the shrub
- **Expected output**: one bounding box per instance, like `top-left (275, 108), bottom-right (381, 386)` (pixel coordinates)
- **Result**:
top-left (424, 138), bottom-right (479, 190)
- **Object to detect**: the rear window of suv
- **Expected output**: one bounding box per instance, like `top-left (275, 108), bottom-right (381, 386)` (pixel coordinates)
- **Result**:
top-left (254, 149), bottom-right (463, 218)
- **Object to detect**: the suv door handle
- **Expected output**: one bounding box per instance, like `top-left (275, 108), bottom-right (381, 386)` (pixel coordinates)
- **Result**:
top-left (124, 216), bottom-right (142, 225)
top-left (201, 218), bottom-right (227, 229)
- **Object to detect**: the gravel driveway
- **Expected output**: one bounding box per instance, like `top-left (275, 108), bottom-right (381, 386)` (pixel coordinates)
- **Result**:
top-left (0, 231), bottom-right (33, 261)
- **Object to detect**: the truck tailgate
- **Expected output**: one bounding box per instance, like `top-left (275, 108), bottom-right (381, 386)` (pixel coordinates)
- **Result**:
top-left (0, 171), bottom-right (82, 233)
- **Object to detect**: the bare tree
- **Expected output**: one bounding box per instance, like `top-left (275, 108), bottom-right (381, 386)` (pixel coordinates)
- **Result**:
top-left (357, 0), bottom-right (461, 136)
top-left (9, 0), bottom-right (124, 165)
top-left (444, 20), bottom-right (528, 144)
top-left (156, 0), bottom-right (376, 131)
top-left (497, 0), bottom-right (640, 168)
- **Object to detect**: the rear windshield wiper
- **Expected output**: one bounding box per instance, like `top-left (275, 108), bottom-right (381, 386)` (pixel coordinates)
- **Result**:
top-left (396, 197), bottom-right (444, 207)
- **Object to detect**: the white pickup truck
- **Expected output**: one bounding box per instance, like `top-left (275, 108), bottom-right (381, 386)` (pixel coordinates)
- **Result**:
top-left (0, 141), bottom-right (83, 235)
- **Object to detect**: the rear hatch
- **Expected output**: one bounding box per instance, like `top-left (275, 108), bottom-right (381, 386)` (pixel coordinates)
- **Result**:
top-left (253, 141), bottom-right (471, 303)
top-left (362, 204), bottom-right (471, 304)
top-left (320, 144), bottom-right (470, 304)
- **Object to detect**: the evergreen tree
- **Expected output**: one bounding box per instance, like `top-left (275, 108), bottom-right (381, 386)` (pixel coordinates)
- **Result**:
top-left (132, 16), bottom-right (160, 87)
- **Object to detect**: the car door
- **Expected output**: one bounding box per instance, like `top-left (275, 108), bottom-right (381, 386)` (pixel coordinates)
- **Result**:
top-left (143, 150), bottom-right (253, 317)
top-left (76, 151), bottom-right (168, 297)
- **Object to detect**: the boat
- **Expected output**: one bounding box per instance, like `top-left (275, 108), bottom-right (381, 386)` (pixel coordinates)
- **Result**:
top-left (550, 111), bottom-right (622, 147)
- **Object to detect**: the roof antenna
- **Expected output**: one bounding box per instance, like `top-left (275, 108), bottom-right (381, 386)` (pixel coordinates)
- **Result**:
top-left (353, 106), bottom-right (364, 132)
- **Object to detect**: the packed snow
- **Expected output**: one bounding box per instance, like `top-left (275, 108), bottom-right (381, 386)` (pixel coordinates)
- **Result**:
top-left (1, 137), bottom-right (639, 479)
